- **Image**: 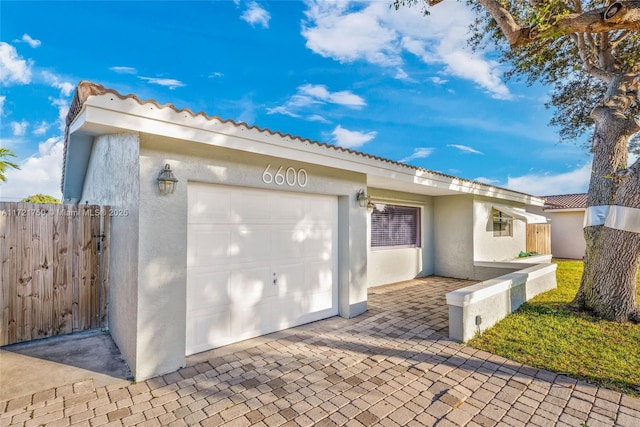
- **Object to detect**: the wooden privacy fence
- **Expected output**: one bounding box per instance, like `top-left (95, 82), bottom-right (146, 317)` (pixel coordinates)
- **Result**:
top-left (526, 223), bottom-right (551, 255)
top-left (0, 203), bottom-right (110, 346)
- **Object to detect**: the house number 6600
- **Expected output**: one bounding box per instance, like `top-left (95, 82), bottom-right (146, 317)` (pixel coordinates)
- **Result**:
top-left (262, 164), bottom-right (308, 187)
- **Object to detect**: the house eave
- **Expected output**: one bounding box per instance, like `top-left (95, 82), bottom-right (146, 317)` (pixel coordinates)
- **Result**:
top-left (61, 81), bottom-right (545, 206)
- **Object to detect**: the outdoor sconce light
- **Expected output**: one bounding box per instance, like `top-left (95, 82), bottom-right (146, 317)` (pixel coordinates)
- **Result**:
top-left (356, 189), bottom-right (370, 208)
top-left (157, 163), bottom-right (178, 195)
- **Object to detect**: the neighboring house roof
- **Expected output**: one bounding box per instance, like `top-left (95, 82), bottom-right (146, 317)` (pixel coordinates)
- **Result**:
top-left (62, 81), bottom-right (545, 206)
top-left (543, 193), bottom-right (588, 210)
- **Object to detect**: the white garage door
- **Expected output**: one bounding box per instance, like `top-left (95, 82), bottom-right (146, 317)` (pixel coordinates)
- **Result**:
top-left (186, 182), bottom-right (338, 355)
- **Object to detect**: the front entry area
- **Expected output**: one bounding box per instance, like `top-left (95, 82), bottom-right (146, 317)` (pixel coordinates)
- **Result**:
top-left (186, 182), bottom-right (339, 355)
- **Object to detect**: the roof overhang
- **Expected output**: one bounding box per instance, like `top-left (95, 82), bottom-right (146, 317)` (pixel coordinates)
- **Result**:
top-left (494, 204), bottom-right (548, 224)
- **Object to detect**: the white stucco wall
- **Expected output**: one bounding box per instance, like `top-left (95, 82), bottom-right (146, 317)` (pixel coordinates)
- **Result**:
top-left (433, 195), bottom-right (474, 279)
top-left (473, 198), bottom-right (526, 263)
top-left (367, 189), bottom-right (433, 287)
top-left (79, 133), bottom-right (140, 375)
top-left (134, 134), bottom-right (369, 380)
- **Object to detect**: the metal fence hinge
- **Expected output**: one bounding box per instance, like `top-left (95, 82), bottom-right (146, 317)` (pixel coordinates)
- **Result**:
top-left (93, 233), bottom-right (106, 252)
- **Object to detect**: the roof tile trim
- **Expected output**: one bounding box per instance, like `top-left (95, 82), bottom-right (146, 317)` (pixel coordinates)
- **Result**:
top-left (62, 80), bottom-right (538, 199)
top-left (543, 193), bottom-right (588, 209)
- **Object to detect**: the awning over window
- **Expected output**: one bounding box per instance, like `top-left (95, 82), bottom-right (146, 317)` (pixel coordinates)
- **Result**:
top-left (493, 204), bottom-right (548, 224)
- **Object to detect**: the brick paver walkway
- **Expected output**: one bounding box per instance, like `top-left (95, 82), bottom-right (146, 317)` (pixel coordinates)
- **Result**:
top-left (2, 277), bottom-right (639, 426)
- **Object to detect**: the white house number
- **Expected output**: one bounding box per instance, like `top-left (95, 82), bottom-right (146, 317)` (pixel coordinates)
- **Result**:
top-left (262, 164), bottom-right (308, 187)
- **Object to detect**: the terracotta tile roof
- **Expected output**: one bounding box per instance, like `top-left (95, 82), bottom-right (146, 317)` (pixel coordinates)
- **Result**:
top-left (543, 193), bottom-right (588, 209)
top-left (62, 81), bottom-right (538, 200)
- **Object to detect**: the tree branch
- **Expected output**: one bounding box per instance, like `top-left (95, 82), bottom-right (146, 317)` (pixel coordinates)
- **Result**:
top-left (611, 30), bottom-right (633, 49)
top-left (475, 0), bottom-right (525, 46)
top-left (575, 33), bottom-right (617, 82)
top-left (467, 1), bottom-right (640, 48)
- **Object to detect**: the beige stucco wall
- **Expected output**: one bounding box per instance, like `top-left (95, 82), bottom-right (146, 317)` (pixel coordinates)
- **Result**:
top-left (550, 212), bottom-right (585, 259)
top-left (367, 189), bottom-right (433, 287)
top-left (528, 207), bottom-right (585, 260)
top-left (473, 197), bottom-right (526, 263)
top-left (433, 195), bottom-right (475, 279)
top-left (79, 133), bottom-right (140, 376)
top-left (134, 133), bottom-right (369, 380)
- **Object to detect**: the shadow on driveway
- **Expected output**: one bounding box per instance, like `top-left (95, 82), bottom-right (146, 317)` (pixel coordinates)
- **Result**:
top-left (0, 329), bottom-right (131, 401)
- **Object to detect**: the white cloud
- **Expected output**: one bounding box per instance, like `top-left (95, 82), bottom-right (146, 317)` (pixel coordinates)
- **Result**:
top-left (474, 176), bottom-right (500, 185)
top-left (268, 84), bottom-right (364, 120)
top-left (241, 1), bottom-right (271, 28)
top-left (399, 147), bottom-right (434, 163)
top-left (331, 125), bottom-right (376, 149)
top-left (20, 34), bottom-right (41, 48)
top-left (41, 70), bottom-right (74, 96)
top-left (394, 68), bottom-right (410, 81)
top-left (33, 121), bottom-right (49, 135)
top-left (307, 114), bottom-right (329, 123)
top-left (505, 163), bottom-right (591, 196)
top-left (430, 76), bottom-right (448, 85)
top-left (11, 120), bottom-right (28, 136)
top-left (302, 1), bottom-right (511, 100)
top-left (0, 95), bottom-right (5, 115)
top-left (109, 66), bottom-right (138, 74)
top-left (266, 106), bottom-right (300, 118)
top-left (0, 42), bottom-right (33, 85)
top-left (299, 84), bottom-right (365, 107)
top-left (448, 144), bottom-right (484, 154)
top-left (208, 72), bottom-right (224, 78)
top-left (0, 137), bottom-right (64, 201)
top-left (49, 97), bottom-right (70, 131)
top-left (302, 1), bottom-right (401, 66)
top-left (138, 76), bottom-right (186, 90)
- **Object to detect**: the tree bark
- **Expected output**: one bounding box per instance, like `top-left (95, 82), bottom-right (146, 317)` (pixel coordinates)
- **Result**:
top-left (573, 75), bottom-right (640, 322)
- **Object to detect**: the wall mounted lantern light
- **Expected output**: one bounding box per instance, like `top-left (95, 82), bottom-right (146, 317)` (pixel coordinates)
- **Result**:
top-left (157, 163), bottom-right (178, 195)
top-left (356, 189), bottom-right (370, 208)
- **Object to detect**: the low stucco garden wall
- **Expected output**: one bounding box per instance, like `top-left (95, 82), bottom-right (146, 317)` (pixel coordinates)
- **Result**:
top-left (446, 259), bottom-right (557, 342)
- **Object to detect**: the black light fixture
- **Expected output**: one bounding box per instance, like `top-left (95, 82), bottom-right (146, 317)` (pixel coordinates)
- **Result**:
top-left (356, 189), bottom-right (370, 208)
top-left (157, 163), bottom-right (178, 195)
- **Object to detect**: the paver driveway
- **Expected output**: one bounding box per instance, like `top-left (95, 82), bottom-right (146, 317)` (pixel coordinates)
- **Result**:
top-left (2, 277), bottom-right (639, 426)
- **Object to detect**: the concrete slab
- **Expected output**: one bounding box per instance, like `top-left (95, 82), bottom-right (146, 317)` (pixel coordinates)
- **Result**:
top-left (0, 329), bottom-right (131, 401)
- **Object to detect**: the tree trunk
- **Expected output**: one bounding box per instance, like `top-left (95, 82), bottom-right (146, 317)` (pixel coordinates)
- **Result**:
top-left (573, 75), bottom-right (640, 322)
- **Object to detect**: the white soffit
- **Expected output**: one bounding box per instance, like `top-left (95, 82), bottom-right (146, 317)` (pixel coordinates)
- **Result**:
top-left (494, 204), bottom-right (548, 224)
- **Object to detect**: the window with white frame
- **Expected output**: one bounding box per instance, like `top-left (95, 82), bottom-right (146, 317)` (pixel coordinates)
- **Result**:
top-left (371, 204), bottom-right (421, 248)
top-left (492, 208), bottom-right (513, 237)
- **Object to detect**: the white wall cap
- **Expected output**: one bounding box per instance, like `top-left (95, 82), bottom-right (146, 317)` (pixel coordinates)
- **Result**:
top-left (446, 263), bottom-right (557, 307)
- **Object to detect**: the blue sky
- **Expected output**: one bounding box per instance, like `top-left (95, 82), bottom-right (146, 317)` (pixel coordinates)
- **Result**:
top-left (0, 0), bottom-right (595, 201)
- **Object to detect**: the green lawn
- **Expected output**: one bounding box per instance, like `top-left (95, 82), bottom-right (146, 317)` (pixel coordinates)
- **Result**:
top-left (467, 260), bottom-right (640, 397)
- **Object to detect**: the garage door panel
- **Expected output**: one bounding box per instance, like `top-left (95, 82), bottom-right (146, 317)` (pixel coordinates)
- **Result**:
top-left (188, 187), bottom-right (231, 224)
top-left (229, 267), bottom-right (275, 304)
top-left (305, 289), bottom-right (335, 313)
top-left (188, 227), bottom-right (232, 266)
top-left (303, 226), bottom-right (334, 258)
top-left (188, 271), bottom-right (231, 311)
top-left (274, 263), bottom-right (305, 298)
top-left (272, 227), bottom-right (306, 259)
top-left (231, 191), bottom-right (271, 221)
top-left (307, 260), bottom-right (335, 293)
top-left (232, 227), bottom-right (272, 260)
top-left (231, 303), bottom-right (275, 340)
top-left (271, 194), bottom-right (305, 220)
top-left (187, 308), bottom-right (231, 353)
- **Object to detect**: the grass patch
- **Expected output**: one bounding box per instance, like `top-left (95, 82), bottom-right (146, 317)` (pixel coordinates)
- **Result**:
top-left (468, 260), bottom-right (640, 396)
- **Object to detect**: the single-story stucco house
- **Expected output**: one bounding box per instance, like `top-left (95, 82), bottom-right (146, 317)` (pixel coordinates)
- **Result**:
top-left (528, 193), bottom-right (587, 260)
top-left (61, 81), bottom-right (552, 380)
